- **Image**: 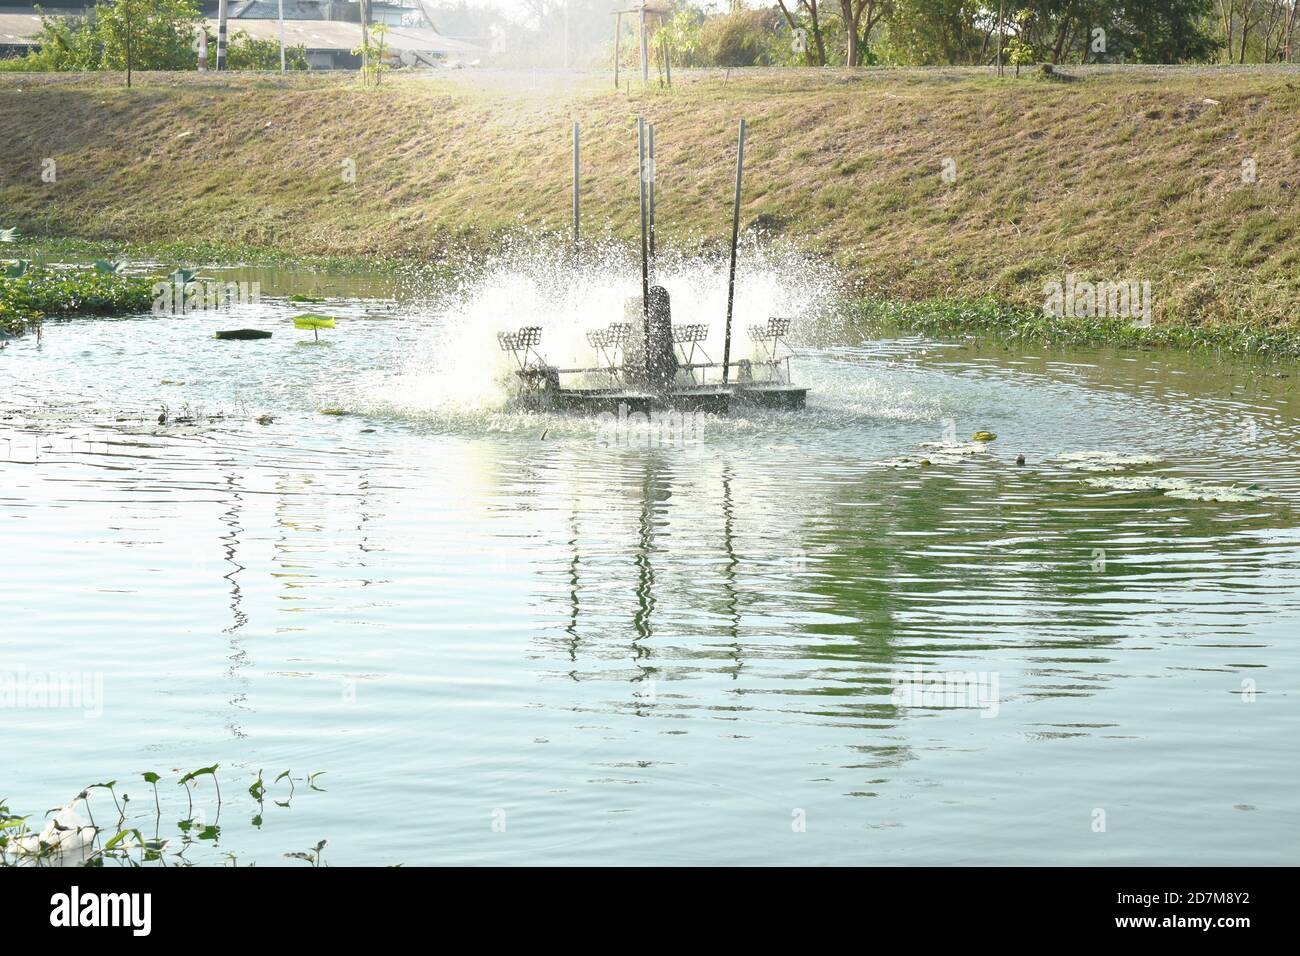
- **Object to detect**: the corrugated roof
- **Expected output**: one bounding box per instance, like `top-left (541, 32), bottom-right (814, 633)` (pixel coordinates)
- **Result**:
top-left (206, 19), bottom-right (482, 54)
top-left (0, 14), bottom-right (483, 54)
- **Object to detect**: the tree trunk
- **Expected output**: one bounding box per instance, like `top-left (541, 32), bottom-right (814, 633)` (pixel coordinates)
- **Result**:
top-left (775, 0), bottom-right (818, 66)
top-left (996, 0), bottom-right (1004, 75)
top-left (1218, 0), bottom-right (1234, 63)
top-left (810, 0), bottom-right (827, 66)
top-left (1051, 19), bottom-right (1069, 63)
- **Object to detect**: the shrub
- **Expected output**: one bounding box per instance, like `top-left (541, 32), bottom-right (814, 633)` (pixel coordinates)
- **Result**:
top-left (696, 9), bottom-right (784, 67)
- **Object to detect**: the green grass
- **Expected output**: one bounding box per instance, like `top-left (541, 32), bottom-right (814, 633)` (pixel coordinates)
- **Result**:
top-left (3, 66), bottom-right (1300, 341)
top-left (849, 297), bottom-right (1300, 357)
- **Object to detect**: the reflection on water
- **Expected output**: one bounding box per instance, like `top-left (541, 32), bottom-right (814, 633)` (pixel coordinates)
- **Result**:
top-left (1, 260), bottom-right (1298, 865)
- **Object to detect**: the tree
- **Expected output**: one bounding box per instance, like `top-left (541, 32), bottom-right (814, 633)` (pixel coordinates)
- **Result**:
top-left (882, 0), bottom-right (988, 65)
top-left (86, 0), bottom-right (202, 83)
top-left (221, 29), bottom-right (309, 70)
top-left (1212, 0), bottom-right (1299, 62)
top-left (838, 0), bottom-right (891, 65)
top-left (775, 0), bottom-right (830, 65)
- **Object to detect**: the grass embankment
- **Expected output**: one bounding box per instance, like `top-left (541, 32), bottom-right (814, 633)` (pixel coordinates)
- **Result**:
top-left (2, 67), bottom-right (1299, 346)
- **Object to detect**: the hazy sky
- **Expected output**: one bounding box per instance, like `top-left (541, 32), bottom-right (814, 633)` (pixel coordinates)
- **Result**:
top-left (475, 0), bottom-right (731, 25)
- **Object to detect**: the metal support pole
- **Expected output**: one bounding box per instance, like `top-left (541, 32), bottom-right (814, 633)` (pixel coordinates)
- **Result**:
top-left (572, 122), bottom-right (580, 244)
top-left (638, 116), bottom-right (650, 372)
top-left (648, 123), bottom-right (656, 268)
top-left (640, 9), bottom-right (648, 86)
top-left (721, 118), bottom-right (745, 387)
top-left (279, 0), bottom-right (286, 73)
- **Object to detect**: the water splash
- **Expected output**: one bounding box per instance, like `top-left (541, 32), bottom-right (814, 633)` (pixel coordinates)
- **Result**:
top-left (353, 237), bottom-right (845, 432)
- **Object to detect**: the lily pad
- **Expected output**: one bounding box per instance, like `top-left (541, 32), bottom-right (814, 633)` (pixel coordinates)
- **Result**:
top-left (1084, 475), bottom-right (1270, 502)
top-left (215, 329), bottom-right (272, 340)
top-left (1058, 451), bottom-right (1162, 472)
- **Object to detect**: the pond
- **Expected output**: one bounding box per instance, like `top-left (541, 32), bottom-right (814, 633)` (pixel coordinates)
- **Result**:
top-left (2, 251), bottom-right (1297, 865)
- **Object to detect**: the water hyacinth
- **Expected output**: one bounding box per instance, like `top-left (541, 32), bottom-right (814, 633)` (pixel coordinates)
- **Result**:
top-left (0, 264), bottom-right (155, 335)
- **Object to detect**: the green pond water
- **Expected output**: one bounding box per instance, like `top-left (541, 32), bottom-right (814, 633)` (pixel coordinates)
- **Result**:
top-left (1, 256), bottom-right (1297, 865)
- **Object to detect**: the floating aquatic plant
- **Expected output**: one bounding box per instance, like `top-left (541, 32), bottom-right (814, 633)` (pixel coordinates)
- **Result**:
top-left (1083, 475), bottom-right (1270, 502)
top-left (293, 313), bottom-right (335, 342)
top-left (878, 440), bottom-right (992, 468)
top-left (285, 839), bottom-right (328, 867)
top-left (1, 264), bottom-right (155, 335)
top-left (214, 329), bottom-right (273, 340)
top-left (1, 764), bottom-right (329, 867)
top-left (1057, 451), bottom-right (1163, 472)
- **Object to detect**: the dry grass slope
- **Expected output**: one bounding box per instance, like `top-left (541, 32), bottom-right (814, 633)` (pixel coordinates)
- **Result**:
top-left (2, 66), bottom-right (1299, 326)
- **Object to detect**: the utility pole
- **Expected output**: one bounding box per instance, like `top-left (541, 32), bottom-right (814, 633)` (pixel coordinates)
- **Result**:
top-left (359, 0), bottom-right (372, 76)
top-left (639, 5), bottom-right (648, 86)
top-left (572, 122), bottom-right (580, 244)
top-left (614, 12), bottom-right (621, 89)
top-left (216, 0), bottom-right (228, 70)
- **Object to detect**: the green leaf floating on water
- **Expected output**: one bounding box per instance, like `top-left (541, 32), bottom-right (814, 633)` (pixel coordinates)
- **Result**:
top-left (972, 431), bottom-right (997, 442)
top-left (1084, 475), bottom-right (1271, 502)
top-left (1057, 451), bottom-right (1162, 472)
top-left (293, 314), bottom-right (335, 330)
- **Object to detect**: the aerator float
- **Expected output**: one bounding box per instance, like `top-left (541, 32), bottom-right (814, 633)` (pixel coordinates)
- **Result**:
top-left (498, 117), bottom-right (808, 416)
